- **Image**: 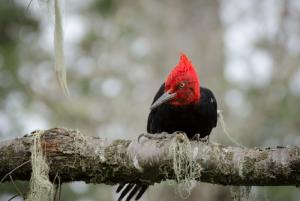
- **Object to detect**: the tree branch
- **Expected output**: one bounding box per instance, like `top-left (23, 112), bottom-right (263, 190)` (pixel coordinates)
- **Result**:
top-left (1, 128), bottom-right (300, 186)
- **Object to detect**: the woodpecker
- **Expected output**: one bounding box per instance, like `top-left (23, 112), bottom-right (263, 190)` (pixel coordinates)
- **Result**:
top-left (116, 53), bottom-right (218, 201)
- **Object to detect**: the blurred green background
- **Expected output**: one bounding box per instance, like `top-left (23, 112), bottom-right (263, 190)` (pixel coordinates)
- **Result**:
top-left (0, 0), bottom-right (300, 200)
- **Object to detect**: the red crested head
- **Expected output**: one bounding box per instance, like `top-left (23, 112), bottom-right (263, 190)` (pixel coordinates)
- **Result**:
top-left (164, 53), bottom-right (200, 106)
top-left (150, 53), bottom-right (201, 110)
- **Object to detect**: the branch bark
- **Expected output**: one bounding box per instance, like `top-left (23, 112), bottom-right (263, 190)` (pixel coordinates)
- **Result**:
top-left (1, 128), bottom-right (300, 186)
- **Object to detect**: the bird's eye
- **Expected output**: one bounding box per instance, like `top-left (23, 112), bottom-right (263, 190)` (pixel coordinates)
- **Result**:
top-left (178, 82), bottom-right (185, 89)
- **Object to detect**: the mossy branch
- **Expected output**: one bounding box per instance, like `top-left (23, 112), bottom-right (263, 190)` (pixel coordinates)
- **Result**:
top-left (1, 128), bottom-right (300, 186)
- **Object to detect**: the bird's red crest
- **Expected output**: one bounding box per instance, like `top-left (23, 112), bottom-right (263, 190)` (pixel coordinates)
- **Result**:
top-left (165, 54), bottom-right (200, 106)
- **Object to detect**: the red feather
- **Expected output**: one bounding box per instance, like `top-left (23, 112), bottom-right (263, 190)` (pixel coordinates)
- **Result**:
top-left (164, 53), bottom-right (200, 105)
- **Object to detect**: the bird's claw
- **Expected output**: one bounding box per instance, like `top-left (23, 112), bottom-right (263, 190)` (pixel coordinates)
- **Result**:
top-left (192, 134), bottom-right (210, 144)
top-left (138, 133), bottom-right (149, 143)
top-left (192, 133), bottom-right (201, 141)
top-left (138, 133), bottom-right (157, 143)
top-left (138, 132), bottom-right (172, 143)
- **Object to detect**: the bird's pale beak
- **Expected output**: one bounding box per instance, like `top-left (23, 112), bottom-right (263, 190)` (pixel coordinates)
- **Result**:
top-left (150, 91), bottom-right (176, 110)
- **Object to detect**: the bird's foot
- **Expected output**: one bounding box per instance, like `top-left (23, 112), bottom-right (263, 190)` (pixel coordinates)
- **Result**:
top-left (137, 133), bottom-right (151, 143)
top-left (192, 134), bottom-right (210, 144)
top-left (138, 132), bottom-right (171, 143)
top-left (192, 134), bottom-right (201, 141)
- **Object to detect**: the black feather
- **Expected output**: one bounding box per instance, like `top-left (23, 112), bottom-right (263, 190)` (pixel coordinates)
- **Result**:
top-left (116, 183), bottom-right (126, 193)
top-left (118, 184), bottom-right (134, 201)
top-left (125, 185), bottom-right (139, 201)
top-left (147, 84), bottom-right (217, 138)
top-left (135, 185), bottom-right (148, 200)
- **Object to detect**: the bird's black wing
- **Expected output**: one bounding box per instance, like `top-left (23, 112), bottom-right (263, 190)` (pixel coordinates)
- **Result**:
top-left (147, 85), bottom-right (217, 136)
top-left (147, 83), bottom-right (165, 133)
top-left (116, 85), bottom-right (165, 201)
top-left (199, 87), bottom-right (218, 129)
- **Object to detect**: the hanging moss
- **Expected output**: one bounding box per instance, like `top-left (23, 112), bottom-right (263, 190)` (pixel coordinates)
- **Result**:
top-left (168, 133), bottom-right (201, 199)
top-left (26, 131), bottom-right (55, 201)
top-left (54, 0), bottom-right (69, 96)
top-left (230, 186), bottom-right (254, 201)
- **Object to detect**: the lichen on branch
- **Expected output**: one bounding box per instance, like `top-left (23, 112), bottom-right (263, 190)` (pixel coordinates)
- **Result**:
top-left (26, 131), bottom-right (55, 201)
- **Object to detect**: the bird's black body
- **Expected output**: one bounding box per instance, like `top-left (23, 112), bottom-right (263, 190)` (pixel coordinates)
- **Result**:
top-left (117, 84), bottom-right (218, 201)
top-left (147, 84), bottom-right (217, 138)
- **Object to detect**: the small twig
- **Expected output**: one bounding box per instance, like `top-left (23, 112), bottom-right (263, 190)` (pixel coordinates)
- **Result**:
top-left (8, 194), bottom-right (20, 201)
top-left (9, 175), bottom-right (24, 198)
top-left (1, 160), bottom-right (30, 183)
top-left (53, 173), bottom-right (62, 201)
top-left (53, 174), bottom-right (59, 200)
top-left (26, 0), bottom-right (33, 11)
top-left (58, 176), bottom-right (62, 201)
top-left (217, 110), bottom-right (247, 148)
top-left (53, 173), bottom-right (58, 185)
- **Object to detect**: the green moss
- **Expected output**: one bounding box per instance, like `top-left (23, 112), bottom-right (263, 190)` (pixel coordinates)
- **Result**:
top-left (242, 156), bottom-right (255, 178)
top-left (104, 140), bottom-right (131, 164)
top-left (290, 159), bottom-right (300, 174)
top-left (221, 163), bottom-right (232, 175)
top-left (256, 151), bottom-right (268, 161)
top-left (225, 152), bottom-right (234, 161)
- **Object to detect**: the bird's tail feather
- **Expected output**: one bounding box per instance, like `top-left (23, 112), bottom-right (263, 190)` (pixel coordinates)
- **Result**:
top-left (116, 183), bottom-right (148, 201)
